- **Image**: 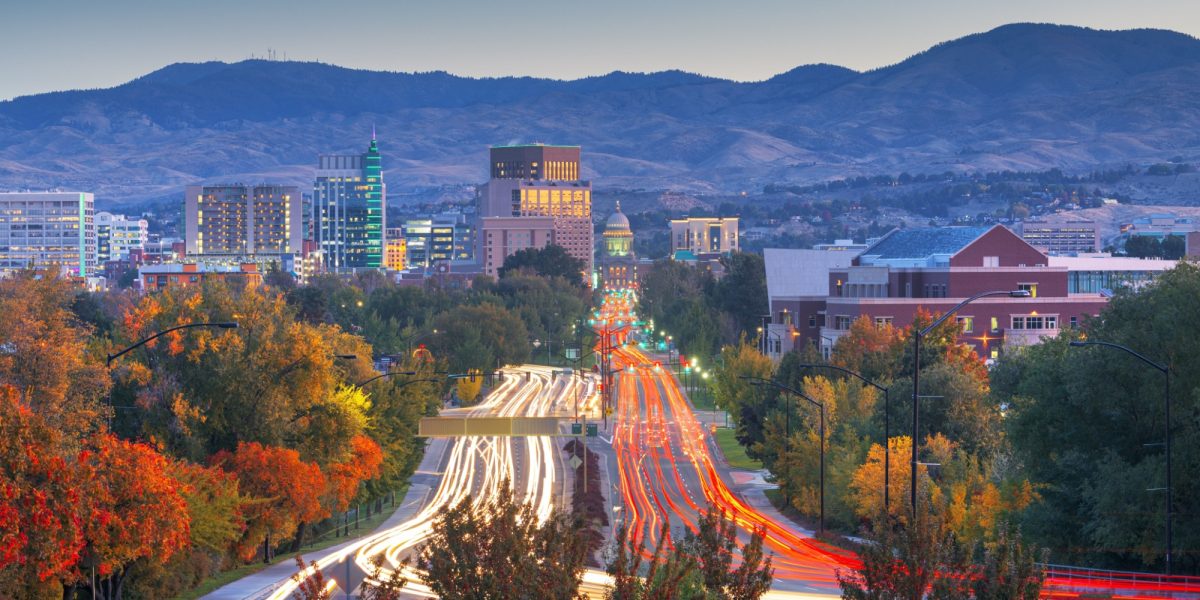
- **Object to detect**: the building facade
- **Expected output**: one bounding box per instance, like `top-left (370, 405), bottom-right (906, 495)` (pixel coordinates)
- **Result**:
top-left (1017, 218), bottom-right (1100, 254)
top-left (184, 184), bottom-right (303, 257)
top-left (384, 227), bottom-right (407, 271)
top-left (96, 212), bottom-right (148, 261)
top-left (403, 214), bottom-right (474, 269)
top-left (670, 217), bottom-right (739, 259)
top-left (478, 216), bottom-right (556, 278)
top-left (314, 136), bottom-right (386, 270)
top-left (0, 192), bottom-right (96, 277)
top-left (139, 262), bottom-right (262, 293)
top-left (479, 144), bottom-right (593, 280)
top-left (765, 226), bottom-right (1126, 362)
top-left (598, 202), bottom-right (640, 291)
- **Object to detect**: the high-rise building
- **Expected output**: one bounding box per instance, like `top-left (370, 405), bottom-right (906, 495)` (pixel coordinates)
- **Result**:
top-left (670, 217), bottom-right (739, 259)
top-left (489, 144), bottom-right (580, 181)
top-left (314, 135), bottom-right (386, 270)
top-left (479, 144), bottom-right (592, 279)
top-left (184, 184), bottom-right (303, 257)
top-left (0, 192), bottom-right (96, 277)
top-left (96, 212), bottom-right (148, 261)
top-left (384, 227), bottom-right (407, 271)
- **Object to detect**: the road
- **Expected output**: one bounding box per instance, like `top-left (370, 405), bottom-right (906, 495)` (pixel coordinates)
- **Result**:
top-left (246, 364), bottom-right (599, 599)
top-left (594, 296), bottom-right (855, 596)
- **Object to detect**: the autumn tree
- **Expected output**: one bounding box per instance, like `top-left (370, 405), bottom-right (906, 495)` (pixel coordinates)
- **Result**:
top-left (213, 442), bottom-right (327, 562)
top-left (418, 481), bottom-right (589, 600)
top-left (361, 554), bottom-right (410, 600)
top-left (76, 434), bottom-right (192, 600)
top-left (290, 556), bottom-right (333, 600)
top-left (710, 341), bottom-right (774, 459)
top-left (0, 270), bottom-right (110, 441)
top-left (0, 385), bottom-right (85, 597)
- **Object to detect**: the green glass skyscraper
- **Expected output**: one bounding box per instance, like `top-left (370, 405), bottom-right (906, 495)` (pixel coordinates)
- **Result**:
top-left (314, 134), bottom-right (386, 270)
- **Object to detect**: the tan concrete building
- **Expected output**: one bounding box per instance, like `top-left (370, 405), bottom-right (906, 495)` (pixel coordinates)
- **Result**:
top-left (478, 216), bottom-right (557, 278)
top-left (479, 144), bottom-right (593, 280)
top-left (670, 216), bottom-right (739, 259)
top-left (185, 184), bottom-right (303, 257)
top-left (384, 228), bottom-right (407, 271)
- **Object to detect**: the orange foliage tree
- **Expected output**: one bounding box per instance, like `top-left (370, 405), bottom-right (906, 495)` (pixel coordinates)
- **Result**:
top-left (325, 435), bottom-right (384, 514)
top-left (213, 442), bottom-right (327, 560)
top-left (0, 385), bottom-right (85, 592)
top-left (77, 433), bottom-right (191, 597)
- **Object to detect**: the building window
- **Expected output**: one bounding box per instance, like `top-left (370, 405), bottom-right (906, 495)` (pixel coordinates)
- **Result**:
top-left (1070, 315), bottom-right (1078, 328)
top-left (983, 256), bottom-right (999, 267)
top-left (835, 315), bottom-right (851, 330)
top-left (808, 315), bottom-right (816, 328)
top-left (991, 317), bottom-right (999, 331)
top-left (957, 316), bottom-right (974, 333)
top-left (1018, 283), bottom-right (1038, 298)
top-left (873, 316), bottom-right (893, 327)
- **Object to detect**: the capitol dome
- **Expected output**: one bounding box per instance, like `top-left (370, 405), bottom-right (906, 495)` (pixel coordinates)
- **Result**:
top-left (605, 201), bottom-right (631, 231)
top-left (603, 201), bottom-right (633, 257)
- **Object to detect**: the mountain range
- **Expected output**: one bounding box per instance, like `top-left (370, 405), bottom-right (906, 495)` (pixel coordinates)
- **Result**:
top-left (2, 23), bottom-right (1200, 208)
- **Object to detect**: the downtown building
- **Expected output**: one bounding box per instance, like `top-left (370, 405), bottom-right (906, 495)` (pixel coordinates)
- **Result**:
top-left (478, 144), bottom-right (593, 280)
top-left (184, 184), bottom-right (304, 257)
top-left (0, 191), bottom-right (97, 278)
top-left (763, 225), bottom-right (1177, 363)
top-left (96, 212), bottom-right (148, 261)
top-left (314, 136), bottom-right (386, 271)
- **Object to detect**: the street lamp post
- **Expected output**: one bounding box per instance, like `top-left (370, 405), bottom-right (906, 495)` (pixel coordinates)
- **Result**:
top-left (106, 322), bottom-right (239, 366)
top-left (1070, 340), bottom-right (1172, 575)
top-left (798, 363), bottom-right (891, 515)
top-left (742, 376), bottom-right (826, 537)
top-left (911, 289), bottom-right (1029, 518)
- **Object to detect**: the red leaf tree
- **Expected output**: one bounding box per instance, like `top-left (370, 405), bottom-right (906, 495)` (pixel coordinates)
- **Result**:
top-left (213, 442), bottom-right (327, 560)
top-left (77, 433), bottom-right (192, 597)
top-left (325, 434), bottom-right (384, 514)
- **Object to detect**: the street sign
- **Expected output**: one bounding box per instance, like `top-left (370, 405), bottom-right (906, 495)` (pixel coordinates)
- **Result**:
top-left (571, 423), bottom-right (582, 435)
top-left (568, 455), bottom-right (583, 470)
top-left (586, 423), bottom-right (598, 437)
top-left (566, 347), bottom-right (580, 360)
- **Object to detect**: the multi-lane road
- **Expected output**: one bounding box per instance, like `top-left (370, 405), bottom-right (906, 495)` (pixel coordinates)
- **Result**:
top-left (217, 294), bottom-right (1200, 599)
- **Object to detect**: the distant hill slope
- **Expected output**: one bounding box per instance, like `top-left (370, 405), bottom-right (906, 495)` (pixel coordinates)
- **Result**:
top-left (2, 23), bottom-right (1199, 207)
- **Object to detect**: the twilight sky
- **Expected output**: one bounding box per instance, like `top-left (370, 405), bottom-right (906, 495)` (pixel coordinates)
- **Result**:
top-left (2, 0), bottom-right (1198, 101)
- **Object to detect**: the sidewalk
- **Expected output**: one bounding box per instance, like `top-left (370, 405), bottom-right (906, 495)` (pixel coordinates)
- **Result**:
top-left (202, 437), bottom-right (451, 600)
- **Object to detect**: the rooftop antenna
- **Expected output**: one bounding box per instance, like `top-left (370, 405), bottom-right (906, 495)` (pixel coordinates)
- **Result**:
top-left (372, 123), bottom-right (377, 141)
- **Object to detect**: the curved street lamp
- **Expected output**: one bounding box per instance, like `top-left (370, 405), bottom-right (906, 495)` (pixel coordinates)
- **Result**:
top-left (107, 322), bottom-right (239, 366)
top-left (911, 289), bottom-right (1029, 518)
top-left (1070, 339), bottom-right (1172, 575)
top-left (742, 375), bottom-right (826, 537)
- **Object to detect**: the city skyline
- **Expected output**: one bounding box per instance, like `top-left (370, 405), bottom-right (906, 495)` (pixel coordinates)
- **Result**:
top-left (2, 0), bottom-right (1199, 100)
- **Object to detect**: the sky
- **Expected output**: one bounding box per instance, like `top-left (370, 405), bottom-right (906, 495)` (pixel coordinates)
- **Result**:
top-left (2, 0), bottom-right (1199, 101)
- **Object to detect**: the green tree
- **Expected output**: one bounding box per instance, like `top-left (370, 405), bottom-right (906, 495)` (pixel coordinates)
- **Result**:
top-left (418, 481), bottom-right (588, 600)
top-left (711, 342), bottom-right (774, 459)
top-left (498, 244), bottom-right (586, 284)
top-left (713, 252), bottom-right (768, 337)
top-left (994, 263), bottom-right (1200, 570)
top-left (837, 513), bottom-right (971, 600)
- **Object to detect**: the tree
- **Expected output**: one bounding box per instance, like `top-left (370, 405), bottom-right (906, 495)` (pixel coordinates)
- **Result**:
top-left (0, 385), bottom-right (85, 594)
top-left (0, 270), bottom-right (110, 441)
top-left (837, 513), bottom-right (970, 600)
top-left (290, 556), bottom-right (333, 600)
top-left (324, 434), bottom-right (384, 515)
top-left (361, 554), bottom-right (410, 600)
top-left (993, 263), bottom-right (1200, 569)
top-left (431, 303), bottom-right (530, 372)
top-left (606, 505), bottom-right (773, 600)
top-left (1124, 235), bottom-right (1161, 258)
top-left (1161, 234), bottom-right (1186, 260)
top-left (677, 505), bottom-right (773, 599)
top-left (713, 252), bottom-right (768, 337)
top-left (418, 481), bottom-right (588, 600)
top-left (710, 342), bottom-right (774, 459)
top-left (77, 434), bottom-right (192, 600)
top-left (213, 442), bottom-right (327, 561)
top-left (499, 244), bottom-right (586, 283)
top-left (971, 523), bottom-right (1045, 600)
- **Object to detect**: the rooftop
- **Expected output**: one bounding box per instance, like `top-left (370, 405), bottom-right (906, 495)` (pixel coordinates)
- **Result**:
top-left (860, 226), bottom-right (991, 262)
top-left (765, 248), bottom-right (859, 299)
